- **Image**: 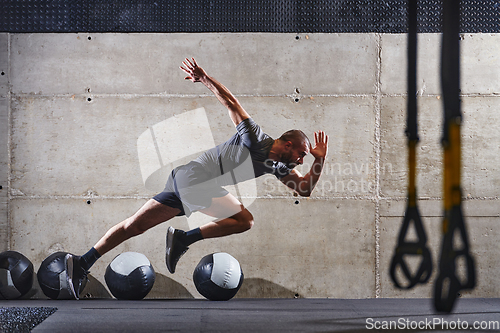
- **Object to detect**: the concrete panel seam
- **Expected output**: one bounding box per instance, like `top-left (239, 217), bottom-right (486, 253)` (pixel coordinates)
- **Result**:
top-left (374, 33), bottom-right (383, 299)
top-left (11, 93), bottom-right (500, 100)
top-left (9, 195), bottom-right (154, 200)
top-left (10, 92), bottom-right (383, 99)
top-left (380, 196), bottom-right (500, 201)
top-left (463, 196), bottom-right (500, 200)
top-left (378, 93), bottom-right (500, 98)
top-left (6, 32), bottom-right (11, 251)
top-left (8, 194), bottom-right (383, 201)
top-left (378, 196), bottom-right (500, 204)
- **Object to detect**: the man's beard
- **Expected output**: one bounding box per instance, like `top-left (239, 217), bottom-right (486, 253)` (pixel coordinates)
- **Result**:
top-left (281, 152), bottom-right (297, 169)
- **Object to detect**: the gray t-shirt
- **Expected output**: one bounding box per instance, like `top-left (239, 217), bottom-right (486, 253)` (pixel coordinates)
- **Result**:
top-left (194, 118), bottom-right (292, 186)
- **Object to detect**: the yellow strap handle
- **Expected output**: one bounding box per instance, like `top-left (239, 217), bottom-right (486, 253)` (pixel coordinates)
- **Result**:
top-left (443, 119), bottom-right (462, 221)
top-left (408, 140), bottom-right (417, 208)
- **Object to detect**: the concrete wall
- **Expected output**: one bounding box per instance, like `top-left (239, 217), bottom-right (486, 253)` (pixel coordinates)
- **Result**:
top-left (1, 33), bottom-right (499, 299)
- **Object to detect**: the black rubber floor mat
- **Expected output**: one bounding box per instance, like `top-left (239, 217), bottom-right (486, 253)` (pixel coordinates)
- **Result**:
top-left (0, 0), bottom-right (499, 33)
top-left (0, 307), bottom-right (57, 333)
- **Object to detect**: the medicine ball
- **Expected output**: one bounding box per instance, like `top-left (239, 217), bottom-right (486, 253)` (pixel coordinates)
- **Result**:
top-left (0, 251), bottom-right (34, 299)
top-left (37, 252), bottom-right (86, 300)
top-left (105, 252), bottom-right (155, 300)
top-left (193, 252), bottom-right (244, 301)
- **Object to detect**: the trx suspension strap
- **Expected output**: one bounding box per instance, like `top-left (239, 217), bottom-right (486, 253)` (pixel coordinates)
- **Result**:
top-left (390, 0), bottom-right (432, 289)
top-left (434, 0), bottom-right (476, 313)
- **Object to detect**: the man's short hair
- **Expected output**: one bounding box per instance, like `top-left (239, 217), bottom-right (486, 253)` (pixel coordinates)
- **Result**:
top-left (278, 130), bottom-right (310, 148)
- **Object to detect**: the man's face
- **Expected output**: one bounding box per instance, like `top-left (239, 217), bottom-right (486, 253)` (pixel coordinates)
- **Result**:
top-left (281, 141), bottom-right (310, 168)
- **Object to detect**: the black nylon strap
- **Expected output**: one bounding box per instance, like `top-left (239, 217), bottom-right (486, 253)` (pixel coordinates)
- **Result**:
top-left (434, 207), bottom-right (476, 312)
top-left (441, 0), bottom-right (462, 145)
top-left (434, 0), bottom-right (476, 313)
top-left (389, 0), bottom-right (432, 290)
top-left (406, 0), bottom-right (418, 142)
top-left (390, 206), bottom-right (433, 289)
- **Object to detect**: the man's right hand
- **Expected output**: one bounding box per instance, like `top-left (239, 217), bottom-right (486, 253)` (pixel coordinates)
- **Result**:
top-left (179, 57), bottom-right (250, 126)
top-left (180, 57), bottom-right (207, 83)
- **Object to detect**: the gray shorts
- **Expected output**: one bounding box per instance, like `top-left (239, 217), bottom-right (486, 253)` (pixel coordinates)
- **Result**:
top-left (153, 161), bottom-right (228, 217)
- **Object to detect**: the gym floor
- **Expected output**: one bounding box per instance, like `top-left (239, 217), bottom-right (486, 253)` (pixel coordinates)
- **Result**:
top-left (1, 298), bottom-right (500, 332)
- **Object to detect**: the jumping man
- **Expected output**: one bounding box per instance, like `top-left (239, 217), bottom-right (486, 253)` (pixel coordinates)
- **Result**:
top-left (66, 58), bottom-right (328, 300)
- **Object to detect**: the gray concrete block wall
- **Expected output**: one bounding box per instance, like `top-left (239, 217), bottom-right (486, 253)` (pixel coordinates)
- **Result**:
top-left (0, 34), bottom-right (9, 252)
top-left (3, 33), bottom-right (500, 299)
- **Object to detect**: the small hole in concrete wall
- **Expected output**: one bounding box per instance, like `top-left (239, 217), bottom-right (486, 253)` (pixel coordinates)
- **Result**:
top-left (87, 97), bottom-right (92, 102)
top-left (295, 88), bottom-right (300, 94)
top-left (0, 71), bottom-right (5, 76)
top-left (295, 200), bottom-right (300, 205)
top-left (295, 35), bottom-right (300, 40)
top-left (294, 293), bottom-right (300, 298)
top-left (87, 200), bottom-right (91, 205)
top-left (88, 36), bottom-right (92, 41)
top-left (87, 88), bottom-right (91, 93)
top-left (0, 185), bottom-right (3, 190)
top-left (294, 98), bottom-right (300, 103)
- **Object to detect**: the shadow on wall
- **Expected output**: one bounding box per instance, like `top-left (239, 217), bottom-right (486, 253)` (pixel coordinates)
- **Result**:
top-left (146, 273), bottom-right (194, 299)
top-left (28, 274), bottom-right (297, 299)
top-left (30, 273), bottom-right (195, 299)
top-left (104, 275), bottom-right (297, 299)
top-left (82, 275), bottom-right (112, 299)
top-left (29, 273), bottom-right (113, 299)
top-left (81, 273), bottom-right (195, 299)
top-left (236, 278), bottom-right (301, 298)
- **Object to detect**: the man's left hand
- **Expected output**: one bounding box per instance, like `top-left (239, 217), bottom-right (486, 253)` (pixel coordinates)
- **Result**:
top-left (310, 130), bottom-right (328, 159)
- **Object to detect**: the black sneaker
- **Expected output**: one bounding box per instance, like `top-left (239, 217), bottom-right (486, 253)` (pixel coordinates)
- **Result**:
top-left (65, 254), bottom-right (89, 300)
top-left (166, 226), bottom-right (189, 274)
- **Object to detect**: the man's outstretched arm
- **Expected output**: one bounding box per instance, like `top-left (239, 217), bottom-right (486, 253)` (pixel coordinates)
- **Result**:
top-left (180, 57), bottom-right (250, 126)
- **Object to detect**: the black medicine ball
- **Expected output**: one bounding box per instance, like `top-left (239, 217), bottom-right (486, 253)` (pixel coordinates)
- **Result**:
top-left (105, 252), bottom-right (155, 300)
top-left (37, 252), bottom-right (86, 300)
top-left (0, 251), bottom-right (34, 299)
top-left (193, 252), bottom-right (244, 301)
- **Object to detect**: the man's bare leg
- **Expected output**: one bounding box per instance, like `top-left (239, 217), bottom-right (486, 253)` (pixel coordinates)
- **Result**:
top-left (67, 199), bottom-right (180, 299)
top-left (94, 199), bottom-right (181, 255)
top-left (198, 194), bottom-right (254, 238)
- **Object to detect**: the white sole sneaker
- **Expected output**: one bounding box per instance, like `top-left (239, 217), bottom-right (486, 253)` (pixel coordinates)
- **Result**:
top-left (65, 254), bottom-right (79, 300)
